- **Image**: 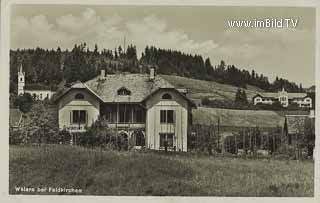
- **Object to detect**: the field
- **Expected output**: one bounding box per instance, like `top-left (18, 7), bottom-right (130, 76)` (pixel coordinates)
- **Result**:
top-left (192, 107), bottom-right (284, 127)
top-left (161, 74), bottom-right (264, 100)
top-left (9, 145), bottom-right (314, 196)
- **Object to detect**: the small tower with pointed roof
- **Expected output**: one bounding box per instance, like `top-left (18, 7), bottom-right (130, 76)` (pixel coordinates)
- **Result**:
top-left (17, 64), bottom-right (25, 95)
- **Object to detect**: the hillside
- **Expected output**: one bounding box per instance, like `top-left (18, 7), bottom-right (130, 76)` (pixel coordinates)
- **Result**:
top-left (161, 74), bottom-right (265, 101)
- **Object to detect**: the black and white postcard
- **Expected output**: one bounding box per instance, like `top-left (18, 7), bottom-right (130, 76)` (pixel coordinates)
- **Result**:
top-left (1, 0), bottom-right (319, 202)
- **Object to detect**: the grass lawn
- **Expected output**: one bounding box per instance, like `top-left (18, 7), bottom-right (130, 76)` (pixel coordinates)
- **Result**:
top-left (9, 145), bottom-right (314, 196)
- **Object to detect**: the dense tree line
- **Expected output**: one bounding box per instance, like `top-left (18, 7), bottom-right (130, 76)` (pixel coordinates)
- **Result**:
top-left (140, 46), bottom-right (303, 92)
top-left (10, 43), bottom-right (304, 94)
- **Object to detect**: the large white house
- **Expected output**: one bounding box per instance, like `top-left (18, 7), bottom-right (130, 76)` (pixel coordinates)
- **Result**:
top-left (53, 69), bottom-right (196, 152)
top-left (252, 88), bottom-right (312, 108)
top-left (17, 65), bottom-right (56, 100)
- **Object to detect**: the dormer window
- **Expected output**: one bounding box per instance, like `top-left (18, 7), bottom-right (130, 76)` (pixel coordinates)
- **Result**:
top-left (118, 87), bottom-right (131, 96)
top-left (75, 93), bottom-right (85, 100)
top-left (162, 93), bottom-right (172, 100)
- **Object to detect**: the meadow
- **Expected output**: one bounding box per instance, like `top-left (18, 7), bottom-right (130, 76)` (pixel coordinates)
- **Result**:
top-left (9, 145), bottom-right (314, 196)
top-left (161, 74), bottom-right (264, 100)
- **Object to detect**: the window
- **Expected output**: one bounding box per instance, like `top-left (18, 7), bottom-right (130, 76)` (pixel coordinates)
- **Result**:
top-left (135, 109), bottom-right (145, 123)
top-left (46, 93), bottom-right (49, 98)
top-left (119, 105), bottom-right (131, 123)
top-left (160, 133), bottom-right (174, 147)
top-left (105, 108), bottom-right (117, 123)
top-left (75, 93), bottom-right (85, 100)
top-left (162, 93), bottom-right (172, 100)
top-left (135, 130), bottom-right (145, 146)
top-left (160, 110), bottom-right (174, 124)
top-left (39, 93), bottom-right (42, 99)
top-left (20, 78), bottom-right (23, 82)
top-left (72, 110), bottom-right (87, 124)
top-left (280, 97), bottom-right (286, 102)
top-left (117, 87), bottom-right (131, 96)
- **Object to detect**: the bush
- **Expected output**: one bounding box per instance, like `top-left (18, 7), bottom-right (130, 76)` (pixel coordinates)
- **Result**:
top-left (13, 93), bottom-right (33, 113)
top-left (9, 129), bottom-right (24, 145)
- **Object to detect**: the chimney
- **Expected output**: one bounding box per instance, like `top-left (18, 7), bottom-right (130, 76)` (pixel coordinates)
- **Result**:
top-left (100, 69), bottom-right (106, 80)
top-left (149, 67), bottom-right (155, 81)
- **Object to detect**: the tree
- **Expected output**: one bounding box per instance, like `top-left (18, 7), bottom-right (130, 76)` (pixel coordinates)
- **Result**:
top-left (23, 102), bottom-right (58, 144)
top-left (235, 89), bottom-right (248, 105)
top-left (205, 58), bottom-right (214, 77)
top-left (240, 89), bottom-right (248, 105)
top-left (13, 93), bottom-right (33, 113)
top-left (235, 88), bottom-right (242, 104)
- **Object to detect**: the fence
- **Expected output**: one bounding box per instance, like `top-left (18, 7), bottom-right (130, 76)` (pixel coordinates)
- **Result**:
top-left (188, 124), bottom-right (311, 159)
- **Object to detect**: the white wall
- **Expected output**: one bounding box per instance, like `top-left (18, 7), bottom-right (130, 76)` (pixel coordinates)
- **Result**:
top-left (25, 90), bottom-right (55, 100)
top-left (145, 89), bottom-right (189, 152)
top-left (57, 89), bottom-right (100, 132)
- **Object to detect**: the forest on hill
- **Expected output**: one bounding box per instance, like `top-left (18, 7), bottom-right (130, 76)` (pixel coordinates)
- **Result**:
top-left (10, 43), bottom-right (304, 94)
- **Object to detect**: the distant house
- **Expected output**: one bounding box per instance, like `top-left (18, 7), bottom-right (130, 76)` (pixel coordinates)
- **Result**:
top-left (17, 65), bottom-right (56, 100)
top-left (252, 88), bottom-right (312, 108)
top-left (9, 108), bottom-right (23, 130)
top-left (53, 69), bottom-right (196, 151)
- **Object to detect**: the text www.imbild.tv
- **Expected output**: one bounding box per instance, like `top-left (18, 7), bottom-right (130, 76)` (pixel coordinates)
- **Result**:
top-left (227, 18), bottom-right (298, 28)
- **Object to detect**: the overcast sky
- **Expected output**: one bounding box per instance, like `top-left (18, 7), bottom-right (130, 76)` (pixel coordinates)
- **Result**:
top-left (10, 5), bottom-right (315, 87)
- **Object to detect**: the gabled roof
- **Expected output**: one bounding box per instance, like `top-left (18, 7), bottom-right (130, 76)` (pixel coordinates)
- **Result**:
top-left (85, 73), bottom-right (174, 103)
top-left (52, 82), bottom-right (104, 103)
top-left (10, 108), bottom-right (23, 127)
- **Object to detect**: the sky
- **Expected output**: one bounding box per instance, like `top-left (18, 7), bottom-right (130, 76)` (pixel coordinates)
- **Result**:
top-left (10, 5), bottom-right (316, 87)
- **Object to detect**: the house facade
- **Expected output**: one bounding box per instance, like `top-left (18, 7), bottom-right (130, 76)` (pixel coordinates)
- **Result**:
top-left (252, 88), bottom-right (312, 108)
top-left (18, 65), bottom-right (56, 100)
top-left (54, 69), bottom-right (196, 151)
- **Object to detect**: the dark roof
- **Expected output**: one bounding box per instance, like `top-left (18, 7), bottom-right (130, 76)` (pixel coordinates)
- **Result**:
top-left (192, 107), bottom-right (284, 128)
top-left (9, 108), bottom-right (22, 127)
top-left (25, 84), bottom-right (53, 91)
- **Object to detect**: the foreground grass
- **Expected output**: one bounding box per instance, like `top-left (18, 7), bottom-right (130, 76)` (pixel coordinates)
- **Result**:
top-left (9, 145), bottom-right (314, 196)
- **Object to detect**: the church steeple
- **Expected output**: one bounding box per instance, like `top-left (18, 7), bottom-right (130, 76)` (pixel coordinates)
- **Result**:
top-left (17, 64), bottom-right (25, 95)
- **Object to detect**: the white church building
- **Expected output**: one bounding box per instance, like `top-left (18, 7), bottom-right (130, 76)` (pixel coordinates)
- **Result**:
top-left (17, 65), bottom-right (56, 100)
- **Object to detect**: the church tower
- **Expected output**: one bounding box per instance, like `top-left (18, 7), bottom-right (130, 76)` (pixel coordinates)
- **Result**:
top-left (17, 64), bottom-right (25, 95)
